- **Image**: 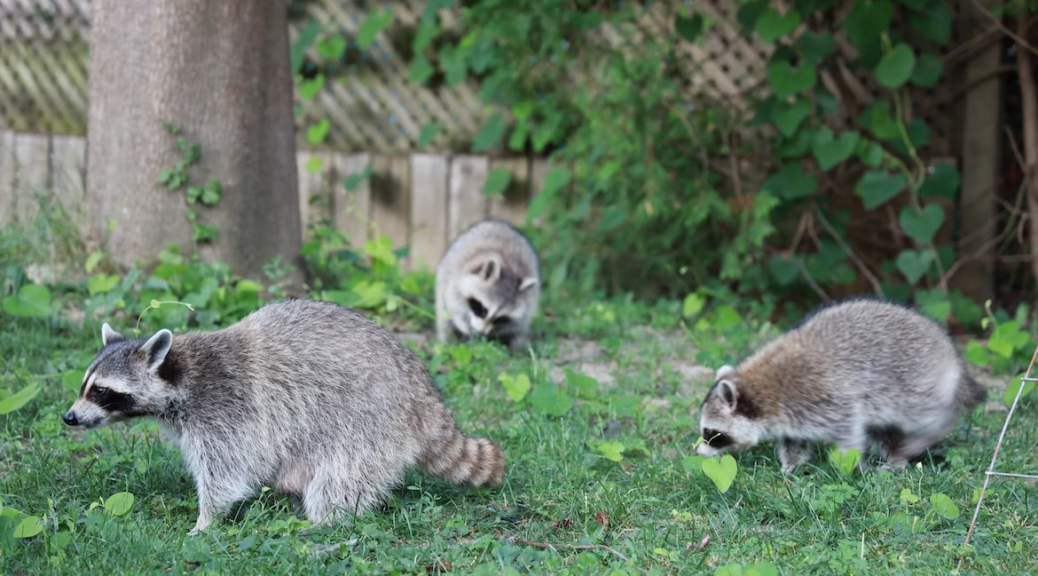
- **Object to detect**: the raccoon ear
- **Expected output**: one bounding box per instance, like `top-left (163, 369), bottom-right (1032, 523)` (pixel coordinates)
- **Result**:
top-left (139, 329), bottom-right (173, 371)
top-left (518, 277), bottom-right (539, 292)
top-left (101, 323), bottom-right (125, 346)
top-left (471, 256), bottom-right (502, 282)
top-left (717, 379), bottom-right (738, 411)
top-left (715, 365), bottom-right (735, 380)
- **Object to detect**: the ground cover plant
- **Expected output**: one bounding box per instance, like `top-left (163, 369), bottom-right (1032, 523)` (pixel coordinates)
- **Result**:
top-left (2, 212), bottom-right (1038, 575)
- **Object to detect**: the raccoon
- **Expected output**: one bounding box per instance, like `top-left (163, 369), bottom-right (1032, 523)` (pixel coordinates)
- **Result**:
top-left (695, 296), bottom-right (987, 473)
top-left (435, 218), bottom-right (540, 350)
top-left (63, 299), bottom-right (506, 534)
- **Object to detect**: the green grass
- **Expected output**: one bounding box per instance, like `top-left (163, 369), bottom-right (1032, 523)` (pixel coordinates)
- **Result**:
top-left (2, 297), bottom-right (1036, 576)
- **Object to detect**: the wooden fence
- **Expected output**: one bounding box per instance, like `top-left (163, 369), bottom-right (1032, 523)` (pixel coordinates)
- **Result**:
top-left (0, 129), bottom-right (543, 272)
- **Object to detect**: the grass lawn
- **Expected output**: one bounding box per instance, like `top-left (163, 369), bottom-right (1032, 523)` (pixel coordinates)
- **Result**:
top-left (1, 295), bottom-right (1035, 575)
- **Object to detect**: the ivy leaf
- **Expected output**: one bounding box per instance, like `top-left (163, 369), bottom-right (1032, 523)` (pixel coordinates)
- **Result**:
top-left (593, 441), bottom-right (625, 462)
top-left (532, 113), bottom-right (563, 152)
top-left (675, 13), bottom-right (705, 43)
top-left (483, 167), bottom-right (513, 196)
top-left (298, 74), bottom-right (325, 99)
top-left (527, 167), bottom-right (571, 221)
top-left (701, 455), bottom-right (738, 493)
top-left (929, 493), bottom-right (960, 520)
top-left (357, 8), bottom-right (393, 49)
top-left (812, 129), bottom-right (860, 170)
top-left (771, 99), bottom-right (811, 137)
top-left (896, 250), bottom-right (934, 284)
top-left (290, 19), bottom-right (322, 72)
top-left (316, 36), bottom-right (347, 60)
top-left (344, 164), bottom-right (373, 192)
top-left (911, 52), bottom-right (943, 88)
top-left (919, 163), bottom-right (961, 199)
top-left (763, 164), bottom-right (818, 200)
top-left (413, 19), bottom-right (439, 52)
top-left (857, 140), bottom-right (885, 166)
top-left (306, 119), bottom-right (330, 145)
top-left (844, 0), bottom-right (894, 51)
top-left (875, 44), bottom-right (916, 88)
top-left (797, 31), bottom-right (835, 66)
top-left (768, 254), bottom-right (801, 285)
top-left (104, 492), bottom-right (135, 517)
top-left (440, 46), bottom-right (468, 86)
top-left (828, 447), bottom-right (862, 476)
top-left (408, 55), bottom-right (435, 84)
top-left (417, 123), bottom-right (441, 150)
top-left (887, 118), bottom-right (930, 156)
top-left (899, 204), bottom-right (945, 244)
top-left (498, 373), bottom-right (531, 403)
top-left (682, 292), bottom-right (706, 317)
top-left (755, 9), bottom-right (801, 42)
top-left (768, 60), bottom-right (816, 99)
top-left (855, 170), bottom-right (905, 209)
top-left (861, 102), bottom-right (901, 139)
top-left (472, 114), bottom-right (507, 153)
top-left (911, 0), bottom-right (952, 45)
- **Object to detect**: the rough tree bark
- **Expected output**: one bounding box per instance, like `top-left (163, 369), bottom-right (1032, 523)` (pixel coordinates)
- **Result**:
top-left (1019, 14), bottom-right (1038, 293)
top-left (87, 0), bottom-right (301, 283)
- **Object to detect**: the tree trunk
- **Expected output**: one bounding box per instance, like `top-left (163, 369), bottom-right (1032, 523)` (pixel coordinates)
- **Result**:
top-left (1019, 15), bottom-right (1038, 296)
top-left (87, 0), bottom-right (301, 284)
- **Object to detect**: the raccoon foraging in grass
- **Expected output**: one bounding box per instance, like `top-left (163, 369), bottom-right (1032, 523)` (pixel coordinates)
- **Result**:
top-left (63, 299), bottom-right (506, 534)
top-left (435, 218), bottom-right (540, 350)
top-left (695, 297), bottom-right (987, 474)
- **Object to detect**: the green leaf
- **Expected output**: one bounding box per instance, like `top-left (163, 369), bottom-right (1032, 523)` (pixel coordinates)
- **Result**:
top-left (768, 254), bottom-right (800, 285)
top-left (701, 454), bottom-right (738, 493)
top-left (767, 61), bottom-right (816, 99)
top-left (344, 164), bottom-right (373, 192)
top-left (440, 46), bottom-right (468, 86)
top-left (3, 284), bottom-right (52, 318)
top-left (901, 488), bottom-right (921, 505)
top-left (675, 13), bottom-right (705, 43)
top-left (413, 19), bottom-right (439, 52)
top-left (965, 340), bottom-right (990, 366)
top-left (898, 0), bottom-right (928, 9)
top-left (529, 382), bottom-right (574, 417)
top-left (483, 167), bottom-right (513, 196)
top-left (857, 140), bottom-right (884, 166)
top-left (290, 19), bottom-right (322, 72)
top-left (498, 373), bottom-right (531, 403)
top-left (899, 204), bottom-right (945, 244)
top-left (911, 52), bottom-right (943, 88)
top-left (408, 54), bottom-right (435, 83)
top-left (305, 156), bottom-right (323, 173)
top-left (87, 273), bottom-right (120, 296)
top-left (0, 382), bottom-right (41, 415)
top-left (812, 129), bottom-right (860, 170)
top-left (357, 8), bottom-right (393, 49)
top-left (532, 113), bottom-right (562, 152)
top-left (299, 74), bottom-right (325, 99)
top-left (417, 123), bottom-right (441, 150)
top-left (13, 515), bottom-right (43, 538)
top-left (929, 493), bottom-right (960, 520)
top-left (681, 455), bottom-right (706, 475)
top-left (797, 31), bottom-right (835, 66)
top-left (527, 167), bottom-right (571, 222)
top-left (84, 251), bottom-right (103, 274)
top-left (855, 170), bottom-right (905, 209)
top-left (911, 0), bottom-right (952, 45)
top-left (895, 250), bottom-right (934, 284)
top-left (1004, 374), bottom-right (1034, 407)
top-left (62, 370), bottom-right (82, 392)
top-left (875, 44), bottom-right (916, 88)
top-left (919, 163), bottom-right (960, 199)
top-left (844, 0), bottom-right (894, 51)
top-left (771, 99), bottom-right (810, 137)
top-left (316, 35), bottom-right (347, 60)
top-left (828, 447), bottom-right (862, 475)
top-left (755, 9), bottom-right (801, 42)
top-left (861, 102), bottom-right (901, 139)
top-left (363, 235), bottom-right (397, 266)
top-left (306, 119), bottom-right (330, 145)
top-left (682, 292), bottom-right (707, 317)
top-left (201, 180), bottom-right (221, 206)
top-left (763, 164), bottom-right (818, 200)
top-left (565, 369), bottom-right (599, 395)
top-left (593, 441), bottom-right (625, 462)
top-left (472, 114), bottom-right (507, 153)
top-left (104, 492), bottom-right (135, 517)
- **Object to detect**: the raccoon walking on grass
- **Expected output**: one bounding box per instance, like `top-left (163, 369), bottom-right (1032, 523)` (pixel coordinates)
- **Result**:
top-left (435, 219), bottom-right (540, 350)
top-left (695, 297), bottom-right (987, 473)
top-left (63, 299), bottom-right (506, 534)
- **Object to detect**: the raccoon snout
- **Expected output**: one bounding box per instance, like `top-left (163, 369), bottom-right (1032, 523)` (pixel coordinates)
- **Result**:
top-left (63, 411), bottom-right (80, 426)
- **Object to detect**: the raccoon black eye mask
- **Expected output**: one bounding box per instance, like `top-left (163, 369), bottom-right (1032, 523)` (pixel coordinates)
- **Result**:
top-left (64, 299), bottom-right (507, 534)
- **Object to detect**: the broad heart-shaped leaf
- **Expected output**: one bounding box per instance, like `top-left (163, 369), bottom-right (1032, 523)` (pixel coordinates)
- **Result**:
top-left (899, 204), bottom-right (945, 244)
top-left (498, 373), bottom-right (531, 403)
top-left (910, 0), bottom-right (952, 45)
top-left (855, 170), bottom-right (905, 209)
top-left (701, 454), bottom-right (738, 493)
top-left (472, 114), bottom-right (507, 153)
top-left (0, 382), bottom-right (40, 415)
top-left (857, 139), bottom-right (884, 166)
top-left (594, 441), bottom-right (625, 462)
top-left (875, 43), bottom-right (916, 88)
top-left (306, 119), bottom-right (330, 145)
top-left (812, 129), bottom-right (860, 170)
top-left (675, 13), bottom-right (705, 43)
top-left (771, 99), bottom-right (810, 137)
top-left (919, 163), bottom-right (961, 199)
top-left (528, 382), bottom-right (573, 416)
top-left (767, 60), bottom-right (816, 99)
top-left (828, 447), bottom-right (862, 475)
top-left (13, 515), bottom-right (43, 539)
top-left (357, 8), bottom-right (393, 49)
top-left (754, 8), bottom-right (800, 42)
top-left (316, 35), bottom-right (347, 60)
top-left (768, 253), bottom-right (800, 285)
top-left (682, 292), bottom-right (706, 317)
top-left (860, 101), bottom-right (901, 139)
top-left (2, 284), bottom-right (52, 318)
top-left (104, 492), bottom-right (135, 517)
top-left (798, 31), bottom-right (834, 66)
top-left (417, 122), bottom-right (441, 150)
top-left (483, 167), bottom-right (513, 196)
top-left (896, 249), bottom-right (934, 284)
top-left (763, 164), bottom-right (818, 200)
top-left (681, 455), bottom-right (706, 475)
top-left (844, 0), bottom-right (894, 51)
top-left (911, 52), bottom-right (943, 88)
top-left (929, 493), bottom-right (960, 520)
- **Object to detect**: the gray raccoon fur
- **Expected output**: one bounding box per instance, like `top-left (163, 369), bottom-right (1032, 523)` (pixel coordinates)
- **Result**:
top-left (63, 298), bottom-right (506, 534)
top-left (435, 218), bottom-right (540, 350)
top-left (696, 296), bottom-right (987, 473)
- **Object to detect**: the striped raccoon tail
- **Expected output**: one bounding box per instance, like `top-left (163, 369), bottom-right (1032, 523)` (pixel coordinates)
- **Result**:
top-left (418, 424), bottom-right (506, 489)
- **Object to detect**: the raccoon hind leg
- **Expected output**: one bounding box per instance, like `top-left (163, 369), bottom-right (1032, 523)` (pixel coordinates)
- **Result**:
top-left (776, 438), bottom-right (813, 474)
top-left (300, 463), bottom-right (382, 527)
top-left (868, 425), bottom-right (909, 471)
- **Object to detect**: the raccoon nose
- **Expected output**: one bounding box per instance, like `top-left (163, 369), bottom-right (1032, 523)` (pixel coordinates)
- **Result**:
top-left (63, 411), bottom-right (79, 426)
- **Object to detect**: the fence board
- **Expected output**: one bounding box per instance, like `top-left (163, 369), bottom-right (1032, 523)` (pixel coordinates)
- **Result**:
top-left (332, 152), bottom-right (372, 251)
top-left (409, 153), bottom-right (449, 272)
top-left (12, 131), bottom-right (49, 223)
top-left (297, 151), bottom-right (333, 238)
top-left (448, 155), bottom-right (489, 241)
top-left (49, 132), bottom-right (87, 233)
top-left (489, 157), bottom-right (530, 227)
top-left (371, 155), bottom-right (411, 268)
top-left (0, 131), bottom-right (14, 226)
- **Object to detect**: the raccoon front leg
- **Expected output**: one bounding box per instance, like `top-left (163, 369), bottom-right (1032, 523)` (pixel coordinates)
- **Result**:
top-left (300, 465), bottom-right (375, 527)
top-left (776, 438), bottom-right (813, 473)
